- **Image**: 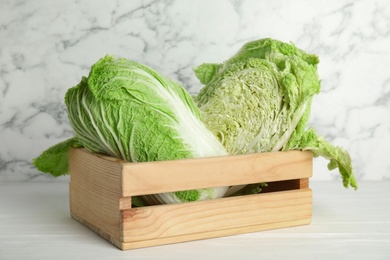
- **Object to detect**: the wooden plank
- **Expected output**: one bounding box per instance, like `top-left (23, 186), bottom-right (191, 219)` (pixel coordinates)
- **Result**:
top-left (121, 189), bottom-right (312, 244)
top-left (69, 148), bottom-right (122, 246)
top-left (120, 218), bottom-right (311, 250)
top-left (121, 151), bottom-right (313, 196)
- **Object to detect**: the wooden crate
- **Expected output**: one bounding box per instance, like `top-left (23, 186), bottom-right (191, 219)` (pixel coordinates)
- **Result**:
top-left (69, 148), bottom-right (313, 250)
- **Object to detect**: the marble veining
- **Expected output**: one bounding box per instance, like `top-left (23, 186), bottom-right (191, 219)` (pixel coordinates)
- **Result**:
top-left (0, 0), bottom-right (389, 182)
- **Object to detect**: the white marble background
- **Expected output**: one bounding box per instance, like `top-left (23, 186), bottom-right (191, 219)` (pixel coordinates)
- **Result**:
top-left (0, 0), bottom-right (389, 183)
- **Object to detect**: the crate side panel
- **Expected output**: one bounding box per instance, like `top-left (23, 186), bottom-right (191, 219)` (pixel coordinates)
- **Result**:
top-left (69, 148), bottom-right (123, 244)
top-left (121, 189), bottom-right (312, 243)
top-left (122, 151), bottom-right (312, 196)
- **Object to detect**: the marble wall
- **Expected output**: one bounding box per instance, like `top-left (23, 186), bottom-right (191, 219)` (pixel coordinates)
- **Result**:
top-left (1, 0), bottom-right (389, 183)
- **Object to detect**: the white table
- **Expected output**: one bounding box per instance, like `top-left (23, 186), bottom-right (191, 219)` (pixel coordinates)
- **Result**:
top-left (0, 181), bottom-right (389, 259)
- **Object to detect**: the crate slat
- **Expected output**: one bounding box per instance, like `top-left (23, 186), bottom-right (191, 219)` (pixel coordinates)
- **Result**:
top-left (121, 151), bottom-right (312, 196)
top-left (121, 189), bottom-right (312, 243)
top-left (120, 218), bottom-right (310, 250)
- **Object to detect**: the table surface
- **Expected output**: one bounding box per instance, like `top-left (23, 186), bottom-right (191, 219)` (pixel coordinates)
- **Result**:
top-left (0, 181), bottom-right (389, 260)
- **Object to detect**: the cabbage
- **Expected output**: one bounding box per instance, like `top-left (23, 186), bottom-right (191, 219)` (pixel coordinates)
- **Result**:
top-left (34, 55), bottom-right (229, 204)
top-left (194, 38), bottom-right (357, 190)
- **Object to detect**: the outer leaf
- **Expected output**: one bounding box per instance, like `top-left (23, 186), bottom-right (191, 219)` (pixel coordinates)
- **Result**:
top-left (285, 128), bottom-right (357, 189)
top-left (32, 137), bottom-right (82, 176)
top-left (193, 63), bottom-right (221, 85)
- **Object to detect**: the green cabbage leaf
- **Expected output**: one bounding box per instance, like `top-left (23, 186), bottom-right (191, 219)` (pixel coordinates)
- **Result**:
top-left (33, 137), bottom-right (82, 177)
